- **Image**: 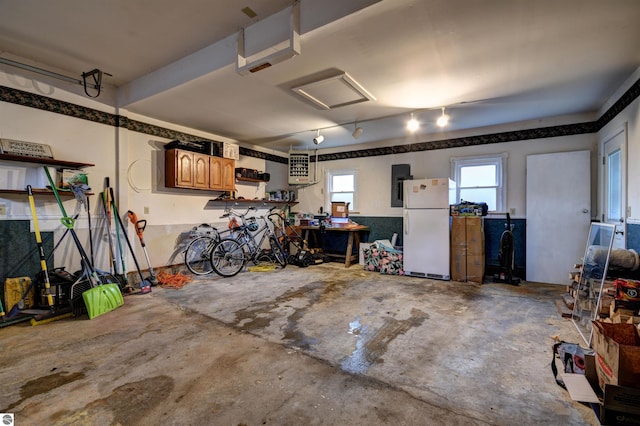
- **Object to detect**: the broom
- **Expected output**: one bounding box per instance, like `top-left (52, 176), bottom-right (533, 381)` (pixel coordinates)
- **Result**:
top-left (44, 167), bottom-right (124, 319)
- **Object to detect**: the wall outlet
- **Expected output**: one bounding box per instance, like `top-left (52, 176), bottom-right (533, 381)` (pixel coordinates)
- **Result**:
top-left (0, 203), bottom-right (6, 215)
top-left (509, 207), bottom-right (516, 216)
top-left (144, 206), bottom-right (149, 214)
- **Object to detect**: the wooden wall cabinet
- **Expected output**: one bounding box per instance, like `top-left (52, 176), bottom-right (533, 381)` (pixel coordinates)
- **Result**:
top-left (165, 148), bottom-right (235, 191)
top-left (210, 156), bottom-right (235, 191)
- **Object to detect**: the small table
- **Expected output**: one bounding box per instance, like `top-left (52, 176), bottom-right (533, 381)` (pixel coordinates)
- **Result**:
top-left (299, 225), bottom-right (370, 268)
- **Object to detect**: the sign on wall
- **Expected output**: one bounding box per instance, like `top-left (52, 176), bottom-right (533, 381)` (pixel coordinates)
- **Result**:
top-left (0, 138), bottom-right (54, 158)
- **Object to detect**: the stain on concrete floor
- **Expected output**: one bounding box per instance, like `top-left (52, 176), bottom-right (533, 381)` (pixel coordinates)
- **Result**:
top-left (342, 308), bottom-right (429, 374)
top-left (6, 371), bottom-right (85, 412)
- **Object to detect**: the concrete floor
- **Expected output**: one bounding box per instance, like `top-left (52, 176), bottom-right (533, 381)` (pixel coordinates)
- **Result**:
top-left (1, 263), bottom-right (599, 425)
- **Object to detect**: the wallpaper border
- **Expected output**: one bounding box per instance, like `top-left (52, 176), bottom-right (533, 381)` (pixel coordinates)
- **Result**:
top-left (2, 76), bottom-right (639, 165)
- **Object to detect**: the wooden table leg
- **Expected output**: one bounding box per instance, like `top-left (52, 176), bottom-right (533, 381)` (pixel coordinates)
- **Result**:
top-left (345, 231), bottom-right (355, 267)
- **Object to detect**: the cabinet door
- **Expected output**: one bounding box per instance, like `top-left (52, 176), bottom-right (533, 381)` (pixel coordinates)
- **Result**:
top-left (222, 158), bottom-right (235, 191)
top-left (164, 149), bottom-right (196, 188)
top-left (193, 153), bottom-right (210, 189)
top-left (176, 151), bottom-right (195, 187)
top-left (209, 156), bottom-right (223, 189)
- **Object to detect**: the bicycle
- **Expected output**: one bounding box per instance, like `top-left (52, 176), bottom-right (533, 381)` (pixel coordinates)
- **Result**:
top-left (183, 208), bottom-right (251, 275)
top-left (209, 207), bottom-right (287, 277)
top-left (270, 210), bottom-right (310, 262)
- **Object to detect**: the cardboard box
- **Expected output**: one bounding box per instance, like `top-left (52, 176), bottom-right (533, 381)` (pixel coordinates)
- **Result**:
top-left (585, 354), bottom-right (640, 425)
top-left (58, 169), bottom-right (87, 189)
top-left (467, 218), bottom-right (484, 255)
top-left (450, 216), bottom-right (484, 283)
top-left (601, 384), bottom-right (640, 425)
top-left (592, 321), bottom-right (640, 390)
top-left (466, 254), bottom-right (485, 284)
top-left (331, 202), bottom-right (349, 218)
top-left (610, 301), bottom-right (640, 324)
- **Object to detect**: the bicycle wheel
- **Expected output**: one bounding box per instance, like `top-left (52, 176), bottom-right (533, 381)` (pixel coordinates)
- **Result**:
top-left (211, 238), bottom-right (246, 277)
top-left (269, 236), bottom-right (287, 268)
top-left (185, 236), bottom-right (215, 275)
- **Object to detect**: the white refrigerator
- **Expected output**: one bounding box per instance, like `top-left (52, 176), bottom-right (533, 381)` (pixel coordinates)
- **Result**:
top-left (403, 178), bottom-right (456, 280)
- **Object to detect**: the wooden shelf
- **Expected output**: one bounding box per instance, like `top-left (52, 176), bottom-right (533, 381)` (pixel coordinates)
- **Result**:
top-left (236, 177), bottom-right (267, 183)
top-left (206, 199), bottom-right (297, 208)
top-left (0, 154), bottom-right (94, 169)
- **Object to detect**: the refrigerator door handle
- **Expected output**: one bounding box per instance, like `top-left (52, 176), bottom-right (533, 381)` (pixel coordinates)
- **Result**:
top-left (404, 210), bottom-right (409, 235)
top-left (403, 183), bottom-right (408, 209)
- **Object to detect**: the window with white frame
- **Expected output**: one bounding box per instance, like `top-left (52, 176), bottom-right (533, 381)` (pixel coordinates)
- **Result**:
top-left (451, 154), bottom-right (507, 212)
top-left (327, 169), bottom-right (357, 212)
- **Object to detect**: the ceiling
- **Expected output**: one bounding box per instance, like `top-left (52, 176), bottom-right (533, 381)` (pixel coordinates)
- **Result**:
top-left (1, 0), bottom-right (640, 153)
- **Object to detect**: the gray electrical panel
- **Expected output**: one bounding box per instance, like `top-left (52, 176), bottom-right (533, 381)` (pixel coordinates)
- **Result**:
top-left (391, 164), bottom-right (411, 207)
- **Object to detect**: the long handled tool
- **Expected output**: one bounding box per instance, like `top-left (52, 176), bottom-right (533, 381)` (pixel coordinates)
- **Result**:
top-left (127, 210), bottom-right (157, 285)
top-left (101, 191), bottom-right (120, 277)
top-left (101, 178), bottom-right (120, 279)
top-left (44, 167), bottom-right (124, 319)
top-left (7, 185), bottom-right (66, 319)
top-left (27, 185), bottom-right (55, 311)
top-left (109, 187), bottom-right (152, 294)
top-left (109, 181), bottom-right (129, 289)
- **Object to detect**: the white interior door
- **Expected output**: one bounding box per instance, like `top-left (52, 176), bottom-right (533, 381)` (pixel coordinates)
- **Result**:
top-left (602, 126), bottom-right (627, 249)
top-left (526, 151), bottom-right (591, 284)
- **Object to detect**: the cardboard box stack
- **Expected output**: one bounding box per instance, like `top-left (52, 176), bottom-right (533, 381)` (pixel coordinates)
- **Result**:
top-left (450, 216), bottom-right (485, 283)
top-left (586, 321), bottom-right (640, 424)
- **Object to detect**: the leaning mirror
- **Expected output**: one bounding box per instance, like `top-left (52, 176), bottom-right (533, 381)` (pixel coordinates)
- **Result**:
top-left (572, 223), bottom-right (616, 346)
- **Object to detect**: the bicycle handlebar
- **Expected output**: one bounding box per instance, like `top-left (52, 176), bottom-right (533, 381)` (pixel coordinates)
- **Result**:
top-left (219, 206), bottom-right (255, 219)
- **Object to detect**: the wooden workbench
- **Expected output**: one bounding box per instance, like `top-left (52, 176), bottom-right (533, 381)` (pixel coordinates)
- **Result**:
top-left (299, 225), bottom-right (370, 267)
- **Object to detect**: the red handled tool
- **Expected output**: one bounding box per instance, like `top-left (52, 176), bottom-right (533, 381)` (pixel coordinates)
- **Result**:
top-left (127, 210), bottom-right (157, 285)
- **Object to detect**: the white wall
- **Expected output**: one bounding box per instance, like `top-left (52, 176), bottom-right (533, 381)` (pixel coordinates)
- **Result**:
top-left (597, 77), bottom-right (640, 223)
top-left (2, 66), bottom-right (637, 274)
top-left (294, 132), bottom-right (596, 219)
top-left (0, 71), bottom-right (273, 273)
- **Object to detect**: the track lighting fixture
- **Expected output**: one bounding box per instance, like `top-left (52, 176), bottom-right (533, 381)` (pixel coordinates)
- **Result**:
top-left (407, 113), bottom-right (419, 132)
top-left (313, 129), bottom-right (324, 145)
top-left (352, 123), bottom-right (363, 139)
top-left (436, 107), bottom-right (449, 127)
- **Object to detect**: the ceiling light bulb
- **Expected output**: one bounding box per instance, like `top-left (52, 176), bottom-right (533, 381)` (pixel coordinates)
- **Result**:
top-left (313, 130), bottom-right (324, 145)
top-left (407, 113), bottom-right (419, 132)
top-left (437, 107), bottom-right (449, 127)
top-left (352, 124), bottom-right (363, 139)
